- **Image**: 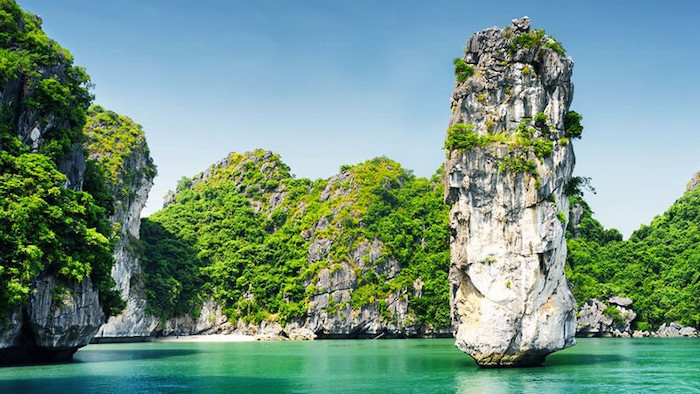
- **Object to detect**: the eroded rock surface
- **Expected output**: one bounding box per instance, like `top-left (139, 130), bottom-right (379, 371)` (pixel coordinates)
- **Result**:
top-left (445, 17), bottom-right (577, 367)
top-left (85, 107), bottom-right (157, 341)
top-left (577, 297), bottom-right (636, 337)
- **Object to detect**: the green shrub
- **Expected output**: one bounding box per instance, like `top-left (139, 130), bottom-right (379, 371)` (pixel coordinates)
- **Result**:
top-left (444, 123), bottom-right (479, 152)
top-left (453, 58), bottom-right (474, 83)
top-left (564, 176), bottom-right (595, 197)
top-left (532, 138), bottom-right (553, 159)
top-left (557, 211), bottom-right (566, 224)
top-left (498, 155), bottom-right (537, 177)
top-left (533, 112), bottom-right (548, 126)
top-left (508, 28), bottom-right (566, 57)
top-left (564, 111), bottom-right (584, 138)
top-left (603, 305), bottom-right (626, 327)
top-left (545, 39), bottom-right (566, 56)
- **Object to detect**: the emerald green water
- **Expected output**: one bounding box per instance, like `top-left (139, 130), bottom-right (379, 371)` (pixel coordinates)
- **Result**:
top-left (1, 338), bottom-right (698, 393)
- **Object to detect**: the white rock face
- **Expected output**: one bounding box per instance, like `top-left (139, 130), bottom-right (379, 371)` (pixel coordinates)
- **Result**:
top-left (445, 17), bottom-right (577, 367)
top-left (94, 139), bottom-right (157, 339)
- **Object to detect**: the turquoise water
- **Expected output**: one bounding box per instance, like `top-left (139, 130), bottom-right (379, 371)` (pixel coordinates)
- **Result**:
top-left (0, 338), bottom-right (698, 393)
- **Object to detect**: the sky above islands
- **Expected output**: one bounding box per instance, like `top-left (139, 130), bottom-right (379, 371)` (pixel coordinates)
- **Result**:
top-left (18, 0), bottom-right (700, 237)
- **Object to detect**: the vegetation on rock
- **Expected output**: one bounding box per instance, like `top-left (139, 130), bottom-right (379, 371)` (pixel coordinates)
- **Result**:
top-left (567, 184), bottom-right (700, 328)
top-left (507, 28), bottom-right (566, 56)
top-left (453, 58), bottom-right (474, 83)
top-left (84, 105), bottom-right (156, 204)
top-left (0, 0), bottom-right (92, 162)
top-left (0, 0), bottom-right (122, 319)
top-left (140, 151), bottom-right (451, 329)
top-left (0, 149), bottom-right (120, 317)
top-left (444, 116), bottom-right (558, 178)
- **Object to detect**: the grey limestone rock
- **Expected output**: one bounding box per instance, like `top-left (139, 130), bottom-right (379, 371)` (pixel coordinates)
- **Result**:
top-left (608, 296), bottom-right (633, 308)
top-left (687, 171), bottom-right (700, 192)
top-left (446, 17), bottom-right (577, 367)
top-left (577, 299), bottom-right (612, 336)
top-left (655, 322), bottom-right (699, 337)
top-left (92, 123), bottom-right (157, 340)
top-left (576, 298), bottom-right (636, 337)
top-left (569, 203), bottom-right (585, 238)
top-left (0, 58), bottom-right (103, 363)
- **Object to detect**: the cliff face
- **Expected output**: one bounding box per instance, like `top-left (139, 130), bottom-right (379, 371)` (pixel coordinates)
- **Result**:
top-left (82, 106), bottom-right (157, 340)
top-left (0, 2), bottom-right (155, 360)
top-left (445, 17), bottom-right (577, 366)
top-left (0, 3), bottom-right (106, 362)
top-left (140, 150), bottom-right (451, 339)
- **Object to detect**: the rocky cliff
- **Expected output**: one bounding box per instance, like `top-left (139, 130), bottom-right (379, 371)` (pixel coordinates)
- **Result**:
top-left (0, 2), bottom-right (115, 362)
top-left (0, 2), bottom-right (155, 362)
top-left (82, 106), bottom-right (157, 340)
top-left (444, 17), bottom-right (578, 366)
top-left (138, 150), bottom-right (452, 339)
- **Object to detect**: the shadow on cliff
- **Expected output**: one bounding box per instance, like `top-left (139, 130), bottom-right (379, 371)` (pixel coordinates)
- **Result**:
top-left (137, 218), bottom-right (205, 319)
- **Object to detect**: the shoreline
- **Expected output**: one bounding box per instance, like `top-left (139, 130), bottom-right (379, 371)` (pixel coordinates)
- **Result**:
top-left (153, 334), bottom-right (256, 343)
top-left (91, 332), bottom-right (700, 345)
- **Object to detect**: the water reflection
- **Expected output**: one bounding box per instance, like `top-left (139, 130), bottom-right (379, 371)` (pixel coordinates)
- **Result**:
top-left (74, 348), bottom-right (197, 363)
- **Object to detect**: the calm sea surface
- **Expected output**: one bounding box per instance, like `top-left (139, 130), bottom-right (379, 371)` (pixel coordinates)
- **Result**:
top-left (0, 338), bottom-right (698, 393)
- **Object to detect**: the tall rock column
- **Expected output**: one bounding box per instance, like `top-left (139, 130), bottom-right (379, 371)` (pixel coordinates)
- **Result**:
top-left (82, 106), bottom-right (159, 340)
top-left (444, 17), bottom-right (577, 367)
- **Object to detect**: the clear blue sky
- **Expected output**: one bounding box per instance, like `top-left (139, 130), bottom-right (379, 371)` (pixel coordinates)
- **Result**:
top-left (18, 0), bottom-right (699, 237)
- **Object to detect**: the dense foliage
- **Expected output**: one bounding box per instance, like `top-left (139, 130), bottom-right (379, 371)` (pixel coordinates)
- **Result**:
top-left (141, 151), bottom-right (451, 328)
top-left (84, 105), bottom-right (157, 203)
top-left (0, 150), bottom-right (121, 317)
top-left (564, 111), bottom-right (584, 139)
top-left (0, 0), bottom-right (92, 162)
top-left (0, 1), bottom-right (122, 318)
top-left (567, 185), bottom-right (700, 328)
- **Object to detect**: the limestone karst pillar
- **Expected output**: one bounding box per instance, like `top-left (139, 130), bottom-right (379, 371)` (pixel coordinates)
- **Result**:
top-left (445, 17), bottom-right (577, 367)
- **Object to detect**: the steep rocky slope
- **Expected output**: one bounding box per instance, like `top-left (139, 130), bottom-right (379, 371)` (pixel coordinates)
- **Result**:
top-left (139, 150), bottom-right (451, 339)
top-left (444, 17), bottom-right (578, 366)
top-left (0, 1), bottom-right (154, 362)
top-left (0, 2), bottom-right (114, 362)
top-left (82, 106), bottom-right (157, 340)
